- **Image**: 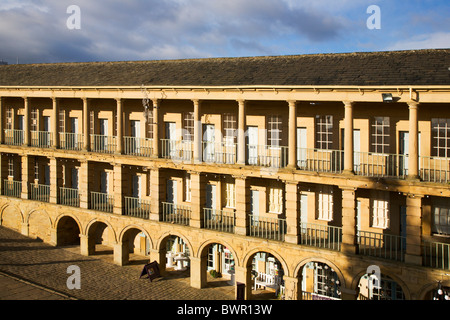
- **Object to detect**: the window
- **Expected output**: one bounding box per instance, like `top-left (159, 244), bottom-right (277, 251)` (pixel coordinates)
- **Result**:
top-left (317, 186), bottom-right (333, 221)
top-left (223, 113), bottom-right (237, 144)
top-left (34, 159), bottom-right (39, 181)
top-left (372, 191), bottom-right (390, 229)
top-left (31, 108), bottom-right (37, 132)
top-left (224, 178), bottom-right (235, 208)
top-left (59, 109), bottom-right (65, 134)
top-left (6, 108), bottom-right (13, 130)
top-left (183, 112), bottom-right (194, 141)
top-left (184, 173), bottom-right (191, 202)
top-left (315, 115), bottom-right (333, 150)
top-left (431, 118), bottom-right (450, 158)
top-left (371, 116), bottom-right (390, 154)
top-left (268, 186), bottom-right (283, 214)
top-left (433, 200), bottom-right (450, 235)
top-left (8, 158), bottom-right (14, 178)
top-left (268, 115), bottom-right (282, 147)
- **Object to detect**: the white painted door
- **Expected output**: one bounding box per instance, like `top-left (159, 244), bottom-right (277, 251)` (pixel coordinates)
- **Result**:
top-left (250, 190), bottom-right (259, 225)
top-left (132, 174), bottom-right (141, 198)
top-left (353, 129), bottom-right (361, 172)
top-left (166, 179), bottom-right (177, 204)
top-left (165, 122), bottom-right (176, 158)
top-left (399, 131), bottom-right (409, 176)
top-left (297, 128), bottom-right (307, 168)
top-left (99, 119), bottom-right (108, 151)
top-left (300, 193), bottom-right (308, 224)
top-left (205, 184), bottom-right (216, 209)
top-left (247, 126), bottom-right (258, 165)
top-left (203, 124), bottom-right (215, 162)
top-left (70, 117), bottom-right (78, 148)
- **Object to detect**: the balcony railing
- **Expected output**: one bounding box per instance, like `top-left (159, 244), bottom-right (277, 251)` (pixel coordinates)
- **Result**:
top-left (123, 196), bottom-right (151, 219)
top-left (202, 142), bottom-right (237, 164)
top-left (30, 131), bottom-right (52, 148)
top-left (423, 240), bottom-right (450, 270)
top-left (354, 152), bottom-right (408, 179)
top-left (203, 208), bottom-right (235, 233)
top-left (90, 134), bottom-right (117, 154)
top-left (59, 132), bottom-right (83, 151)
top-left (248, 214), bottom-right (286, 241)
top-left (247, 145), bottom-right (288, 168)
top-left (90, 191), bottom-right (114, 213)
top-left (297, 148), bottom-right (343, 173)
top-left (300, 222), bottom-right (342, 251)
top-left (29, 183), bottom-right (50, 202)
top-left (160, 139), bottom-right (193, 162)
top-left (59, 187), bottom-right (80, 207)
top-left (419, 156), bottom-right (450, 184)
top-left (4, 129), bottom-right (24, 146)
top-left (161, 202), bottom-right (191, 225)
top-left (3, 179), bottom-right (22, 198)
top-left (357, 230), bottom-right (406, 262)
top-left (123, 137), bottom-right (153, 157)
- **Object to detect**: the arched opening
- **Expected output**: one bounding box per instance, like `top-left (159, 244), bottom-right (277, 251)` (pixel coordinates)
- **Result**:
top-left (249, 251), bottom-right (285, 300)
top-left (28, 210), bottom-right (52, 243)
top-left (162, 235), bottom-right (190, 277)
top-left (87, 221), bottom-right (115, 258)
top-left (357, 272), bottom-right (405, 300)
top-left (300, 261), bottom-right (342, 300)
top-left (203, 243), bottom-right (236, 290)
top-left (121, 228), bottom-right (150, 265)
top-left (56, 216), bottom-right (80, 246)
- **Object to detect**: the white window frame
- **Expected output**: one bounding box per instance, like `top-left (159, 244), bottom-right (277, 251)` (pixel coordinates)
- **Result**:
top-left (224, 179), bottom-right (235, 209)
top-left (315, 115), bottom-right (333, 150)
top-left (183, 111), bottom-right (194, 141)
top-left (184, 173), bottom-right (191, 202)
top-left (317, 186), bottom-right (333, 221)
top-left (372, 191), bottom-right (390, 229)
top-left (268, 186), bottom-right (283, 214)
top-left (268, 115), bottom-right (282, 148)
top-left (371, 116), bottom-right (390, 154)
top-left (431, 118), bottom-right (450, 158)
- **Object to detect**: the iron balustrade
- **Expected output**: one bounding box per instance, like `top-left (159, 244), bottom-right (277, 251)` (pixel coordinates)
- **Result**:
top-left (248, 214), bottom-right (286, 241)
top-left (419, 156), bottom-right (450, 183)
top-left (4, 129), bottom-right (24, 146)
top-left (90, 134), bottom-right (117, 154)
top-left (123, 196), bottom-right (151, 219)
top-left (59, 187), bottom-right (80, 207)
top-left (3, 179), bottom-right (22, 198)
top-left (161, 202), bottom-right (191, 225)
top-left (203, 208), bottom-right (235, 233)
top-left (202, 141), bottom-right (237, 164)
top-left (160, 139), bottom-right (193, 162)
top-left (354, 152), bottom-right (408, 178)
top-left (299, 222), bottom-right (342, 251)
top-left (423, 240), bottom-right (450, 270)
top-left (296, 148), bottom-right (343, 173)
top-left (29, 183), bottom-right (50, 202)
top-left (90, 191), bottom-right (114, 213)
top-left (357, 230), bottom-right (406, 261)
top-left (59, 132), bottom-right (84, 151)
top-left (247, 145), bottom-right (288, 168)
top-left (30, 131), bottom-right (52, 148)
top-left (123, 137), bottom-right (153, 157)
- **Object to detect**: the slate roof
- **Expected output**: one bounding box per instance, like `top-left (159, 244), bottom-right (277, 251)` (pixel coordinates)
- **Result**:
top-left (0, 49), bottom-right (449, 87)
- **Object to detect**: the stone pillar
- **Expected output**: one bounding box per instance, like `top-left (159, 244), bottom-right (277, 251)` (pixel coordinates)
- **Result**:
top-left (113, 163), bottom-right (123, 215)
top-left (23, 97), bottom-right (30, 146)
top-left (287, 100), bottom-right (297, 169)
top-left (405, 194), bottom-right (423, 265)
top-left (113, 242), bottom-right (128, 266)
top-left (341, 187), bottom-right (357, 254)
top-left (116, 98), bottom-right (123, 154)
top-left (82, 98), bottom-right (90, 151)
top-left (408, 101), bottom-right (419, 180)
top-left (343, 101), bottom-right (354, 174)
top-left (193, 99), bottom-right (202, 163)
top-left (150, 168), bottom-right (163, 221)
top-left (283, 276), bottom-right (300, 300)
top-left (234, 176), bottom-right (249, 236)
top-left (234, 265), bottom-right (252, 300)
top-left (190, 256), bottom-right (207, 289)
top-left (237, 100), bottom-right (246, 165)
top-left (52, 97), bottom-right (59, 149)
top-left (190, 171), bottom-right (204, 228)
top-left (79, 160), bottom-right (89, 209)
top-left (149, 248), bottom-right (166, 273)
top-left (49, 157), bottom-right (58, 204)
top-left (79, 234), bottom-right (91, 256)
top-left (21, 155), bottom-right (33, 199)
top-left (285, 180), bottom-right (299, 244)
top-left (152, 99), bottom-right (160, 158)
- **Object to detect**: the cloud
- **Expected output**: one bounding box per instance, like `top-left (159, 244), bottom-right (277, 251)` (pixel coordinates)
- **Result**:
top-left (387, 32), bottom-right (450, 51)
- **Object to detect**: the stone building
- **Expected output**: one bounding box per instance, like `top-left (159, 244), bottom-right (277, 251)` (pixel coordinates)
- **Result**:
top-left (0, 49), bottom-right (449, 300)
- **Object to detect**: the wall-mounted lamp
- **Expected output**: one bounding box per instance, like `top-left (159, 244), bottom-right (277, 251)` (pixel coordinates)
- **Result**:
top-left (382, 93), bottom-right (393, 103)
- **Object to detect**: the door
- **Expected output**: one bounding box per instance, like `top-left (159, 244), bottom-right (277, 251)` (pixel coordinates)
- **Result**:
top-left (250, 190), bottom-right (259, 225)
top-left (70, 117), bottom-right (78, 149)
top-left (130, 120), bottom-right (141, 153)
top-left (100, 171), bottom-right (109, 194)
top-left (353, 129), bottom-right (361, 173)
top-left (132, 174), bottom-right (141, 198)
top-left (205, 184), bottom-right (217, 220)
top-left (300, 193), bottom-right (308, 233)
top-left (17, 115), bottom-right (24, 144)
top-left (43, 116), bottom-right (51, 146)
top-left (297, 128), bottom-right (307, 168)
top-left (203, 124), bottom-right (215, 162)
top-left (71, 168), bottom-right (79, 189)
top-left (247, 126), bottom-right (258, 165)
top-left (399, 131), bottom-right (409, 176)
top-left (99, 119), bottom-right (108, 151)
top-left (166, 179), bottom-right (177, 204)
top-left (165, 122), bottom-right (176, 158)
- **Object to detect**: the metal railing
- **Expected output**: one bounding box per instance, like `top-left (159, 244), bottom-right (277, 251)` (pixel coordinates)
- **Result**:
top-left (123, 137), bottom-right (153, 157)
top-left (203, 208), bottom-right (235, 233)
top-left (29, 183), bottom-right (50, 202)
top-left (301, 292), bottom-right (341, 300)
top-left (419, 156), bottom-right (450, 183)
top-left (296, 148), bottom-right (343, 173)
top-left (202, 142), bottom-right (237, 164)
top-left (90, 134), bottom-right (117, 154)
top-left (4, 129), bottom-right (24, 146)
top-left (354, 152), bottom-right (408, 178)
top-left (300, 222), bottom-right (342, 251)
top-left (90, 191), bottom-right (114, 213)
top-left (3, 179), bottom-right (22, 198)
top-left (248, 214), bottom-right (286, 241)
top-left (123, 196), bottom-right (151, 219)
top-left (423, 240), bottom-right (450, 270)
top-left (59, 132), bottom-right (84, 151)
top-left (161, 202), bottom-right (191, 225)
top-left (59, 187), bottom-right (80, 207)
top-left (357, 230), bottom-right (406, 261)
top-left (160, 139), bottom-right (193, 162)
top-left (247, 145), bottom-right (289, 168)
top-left (30, 131), bottom-right (52, 148)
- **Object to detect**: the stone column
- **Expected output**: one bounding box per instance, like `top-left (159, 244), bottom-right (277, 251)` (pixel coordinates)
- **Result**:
top-left (113, 242), bottom-right (128, 266)
top-left (116, 98), bottom-right (123, 154)
top-left (234, 176), bottom-right (249, 236)
top-left (23, 97), bottom-right (30, 146)
top-left (21, 155), bottom-right (32, 199)
top-left (82, 98), bottom-right (90, 151)
top-left (341, 187), bottom-right (357, 254)
top-left (283, 276), bottom-right (299, 300)
top-left (190, 171), bottom-right (204, 228)
top-left (152, 99), bottom-right (160, 158)
top-left (52, 97), bottom-right (59, 149)
top-left (343, 101), bottom-right (354, 174)
top-left (79, 234), bottom-right (91, 256)
top-left (234, 265), bottom-right (252, 300)
top-left (190, 256), bottom-right (207, 289)
top-left (193, 99), bottom-right (202, 163)
top-left (237, 100), bottom-right (246, 165)
top-left (113, 163), bottom-right (123, 215)
top-left (408, 101), bottom-right (419, 180)
top-left (150, 168), bottom-right (163, 221)
top-left (287, 100), bottom-right (297, 169)
top-left (79, 160), bottom-right (89, 209)
top-left (49, 157), bottom-right (58, 204)
top-left (405, 194), bottom-right (423, 265)
top-left (285, 180), bottom-right (299, 244)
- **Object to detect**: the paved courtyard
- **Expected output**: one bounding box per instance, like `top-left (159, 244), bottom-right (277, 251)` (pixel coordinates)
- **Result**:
top-left (0, 226), bottom-right (236, 300)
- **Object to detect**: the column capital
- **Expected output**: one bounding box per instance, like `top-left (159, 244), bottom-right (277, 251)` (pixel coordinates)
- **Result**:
top-left (287, 100), bottom-right (297, 106)
top-left (343, 100), bottom-right (354, 107)
top-left (407, 100), bottom-right (420, 109)
top-left (151, 98), bottom-right (160, 107)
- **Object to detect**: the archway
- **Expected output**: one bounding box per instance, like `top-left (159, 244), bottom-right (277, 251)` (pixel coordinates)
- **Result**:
top-left (201, 242), bottom-right (236, 290)
top-left (28, 210), bottom-right (52, 243)
top-left (299, 261), bottom-right (342, 300)
top-left (86, 221), bottom-right (116, 258)
top-left (56, 215), bottom-right (81, 246)
top-left (248, 251), bottom-right (285, 300)
top-left (120, 227), bottom-right (150, 265)
top-left (1, 204), bottom-right (23, 232)
top-left (357, 272), bottom-right (406, 300)
top-left (159, 234), bottom-right (191, 278)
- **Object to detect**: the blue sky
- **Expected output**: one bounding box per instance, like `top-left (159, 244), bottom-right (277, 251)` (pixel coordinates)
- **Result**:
top-left (0, 0), bottom-right (449, 64)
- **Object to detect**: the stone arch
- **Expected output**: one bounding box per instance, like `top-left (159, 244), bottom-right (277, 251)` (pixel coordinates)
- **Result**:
top-left (85, 219), bottom-right (118, 256)
top-left (54, 214), bottom-right (82, 246)
top-left (294, 257), bottom-right (346, 286)
top-left (156, 231), bottom-right (194, 257)
top-left (417, 278), bottom-right (450, 300)
top-left (197, 239), bottom-right (239, 265)
top-left (27, 208), bottom-right (52, 243)
top-left (0, 203), bottom-right (24, 232)
top-left (117, 225), bottom-right (153, 265)
top-left (243, 247), bottom-right (290, 276)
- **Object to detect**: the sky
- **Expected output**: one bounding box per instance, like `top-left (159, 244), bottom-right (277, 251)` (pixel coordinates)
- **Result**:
top-left (0, 0), bottom-right (449, 64)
